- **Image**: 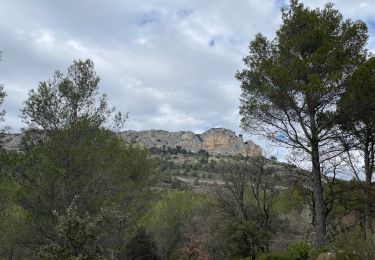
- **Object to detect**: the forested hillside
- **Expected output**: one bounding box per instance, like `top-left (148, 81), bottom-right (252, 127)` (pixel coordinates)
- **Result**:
top-left (1, 1), bottom-right (375, 259)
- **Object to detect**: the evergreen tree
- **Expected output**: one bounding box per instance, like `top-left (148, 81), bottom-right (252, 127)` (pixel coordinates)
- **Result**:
top-left (237, 0), bottom-right (368, 246)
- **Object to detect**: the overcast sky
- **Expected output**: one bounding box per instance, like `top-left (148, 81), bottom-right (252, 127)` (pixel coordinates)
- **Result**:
top-left (1, 0), bottom-right (375, 155)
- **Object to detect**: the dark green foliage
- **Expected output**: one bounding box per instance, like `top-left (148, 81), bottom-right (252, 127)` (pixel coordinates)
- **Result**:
top-left (222, 221), bottom-right (270, 259)
top-left (258, 252), bottom-right (291, 260)
top-left (237, 0), bottom-right (368, 246)
top-left (125, 227), bottom-right (160, 260)
top-left (171, 178), bottom-right (184, 189)
top-left (288, 241), bottom-right (312, 260)
top-left (337, 57), bottom-right (375, 236)
top-left (258, 241), bottom-right (312, 260)
top-left (0, 175), bottom-right (29, 259)
top-left (14, 123), bottom-right (156, 256)
top-left (149, 146), bottom-right (188, 155)
top-left (2, 1), bottom-right (375, 257)
top-left (2, 60), bottom-right (158, 258)
top-left (338, 57), bottom-right (375, 127)
top-left (22, 59), bottom-right (113, 131)
top-left (191, 171), bottom-right (198, 177)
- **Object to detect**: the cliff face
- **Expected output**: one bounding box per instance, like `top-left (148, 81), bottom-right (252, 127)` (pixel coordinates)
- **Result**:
top-left (120, 128), bottom-right (261, 157)
top-left (3, 128), bottom-right (261, 157)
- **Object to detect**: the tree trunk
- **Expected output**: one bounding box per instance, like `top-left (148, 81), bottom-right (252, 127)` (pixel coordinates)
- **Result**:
top-left (364, 146), bottom-right (373, 237)
top-left (311, 143), bottom-right (326, 247)
top-left (364, 183), bottom-right (372, 238)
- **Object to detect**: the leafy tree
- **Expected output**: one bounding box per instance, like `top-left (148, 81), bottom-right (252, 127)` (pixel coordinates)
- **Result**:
top-left (14, 120), bottom-right (156, 257)
top-left (22, 59), bottom-right (106, 130)
top-left (125, 227), bottom-right (160, 260)
top-left (20, 59), bottom-right (126, 146)
top-left (13, 59), bottom-right (157, 258)
top-left (338, 57), bottom-right (375, 236)
top-left (144, 191), bottom-right (201, 259)
top-left (237, 0), bottom-right (368, 246)
top-left (213, 157), bottom-right (282, 259)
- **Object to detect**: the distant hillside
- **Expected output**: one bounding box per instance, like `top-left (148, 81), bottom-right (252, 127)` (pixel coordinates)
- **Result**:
top-left (120, 128), bottom-right (261, 157)
top-left (2, 128), bottom-right (261, 157)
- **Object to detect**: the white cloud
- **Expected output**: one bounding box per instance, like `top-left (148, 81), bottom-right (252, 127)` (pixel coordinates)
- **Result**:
top-left (0, 0), bottom-right (374, 158)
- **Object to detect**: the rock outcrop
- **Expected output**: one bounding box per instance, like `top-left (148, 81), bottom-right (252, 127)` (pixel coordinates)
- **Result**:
top-left (2, 128), bottom-right (261, 157)
top-left (120, 128), bottom-right (261, 157)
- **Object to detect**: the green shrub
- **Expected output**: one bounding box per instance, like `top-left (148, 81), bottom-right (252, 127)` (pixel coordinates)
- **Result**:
top-left (125, 227), bottom-right (160, 260)
top-left (288, 241), bottom-right (312, 260)
top-left (329, 227), bottom-right (375, 260)
top-left (162, 175), bottom-right (172, 183)
top-left (171, 178), bottom-right (182, 189)
top-left (191, 171), bottom-right (198, 177)
top-left (258, 251), bottom-right (290, 260)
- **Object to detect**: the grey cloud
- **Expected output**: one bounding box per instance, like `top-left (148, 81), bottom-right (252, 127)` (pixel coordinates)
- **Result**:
top-left (137, 10), bottom-right (162, 26)
top-left (208, 38), bottom-right (215, 47)
top-left (0, 0), bottom-right (374, 160)
top-left (176, 9), bottom-right (194, 19)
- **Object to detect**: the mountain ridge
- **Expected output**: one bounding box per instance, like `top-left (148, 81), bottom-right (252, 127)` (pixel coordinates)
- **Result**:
top-left (3, 128), bottom-right (261, 157)
top-left (120, 128), bottom-right (261, 157)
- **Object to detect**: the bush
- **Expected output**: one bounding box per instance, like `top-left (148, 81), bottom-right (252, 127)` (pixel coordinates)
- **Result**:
top-left (329, 227), bottom-right (375, 260)
top-left (125, 227), bottom-right (160, 260)
top-left (162, 175), bottom-right (172, 184)
top-left (38, 197), bottom-right (108, 259)
top-left (171, 178), bottom-right (182, 189)
top-left (288, 241), bottom-right (312, 260)
top-left (258, 251), bottom-right (290, 260)
top-left (191, 171), bottom-right (198, 177)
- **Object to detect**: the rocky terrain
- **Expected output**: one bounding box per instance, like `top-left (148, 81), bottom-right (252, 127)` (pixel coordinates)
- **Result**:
top-left (2, 128), bottom-right (261, 157)
top-left (120, 128), bottom-right (261, 156)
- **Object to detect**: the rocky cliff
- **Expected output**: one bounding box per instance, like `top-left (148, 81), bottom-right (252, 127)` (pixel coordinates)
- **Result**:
top-left (120, 128), bottom-right (261, 157)
top-left (3, 128), bottom-right (261, 157)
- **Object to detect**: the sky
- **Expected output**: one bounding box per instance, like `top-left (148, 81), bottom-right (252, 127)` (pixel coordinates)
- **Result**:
top-left (1, 0), bottom-right (375, 156)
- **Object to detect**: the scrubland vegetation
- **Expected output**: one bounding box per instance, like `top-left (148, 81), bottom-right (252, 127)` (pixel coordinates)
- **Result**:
top-left (1, 1), bottom-right (375, 259)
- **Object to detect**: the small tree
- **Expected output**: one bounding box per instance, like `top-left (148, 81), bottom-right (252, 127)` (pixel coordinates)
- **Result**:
top-left (214, 157), bottom-right (282, 259)
top-left (15, 60), bottom-right (156, 257)
top-left (144, 191), bottom-right (200, 259)
top-left (237, 0), bottom-right (368, 246)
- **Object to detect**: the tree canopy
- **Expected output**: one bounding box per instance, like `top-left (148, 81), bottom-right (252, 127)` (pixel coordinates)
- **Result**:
top-left (237, 0), bottom-right (368, 246)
